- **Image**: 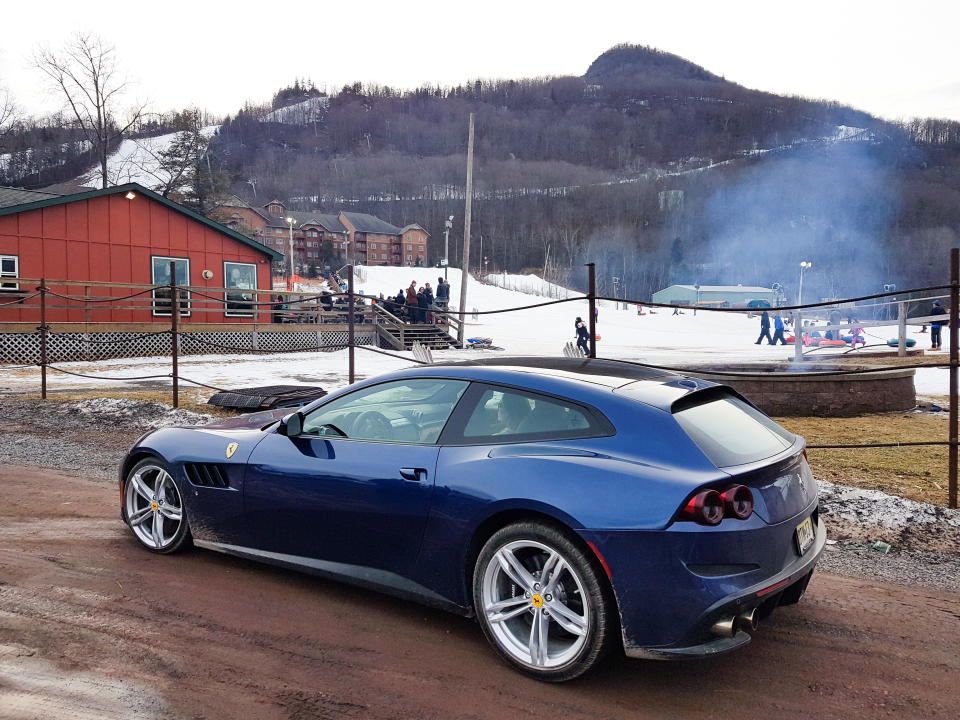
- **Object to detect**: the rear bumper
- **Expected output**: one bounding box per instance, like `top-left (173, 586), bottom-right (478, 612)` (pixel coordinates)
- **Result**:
top-left (581, 503), bottom-right (826, 658)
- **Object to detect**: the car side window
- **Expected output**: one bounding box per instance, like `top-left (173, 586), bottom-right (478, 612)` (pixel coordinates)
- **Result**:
top-left (300, 378), bottom-right (469, 443)
top-left (460, 386), bottom-right (595, 442)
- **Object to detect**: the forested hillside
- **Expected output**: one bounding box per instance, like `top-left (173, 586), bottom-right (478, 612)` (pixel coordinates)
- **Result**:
top-left (4, 44), bottom-right (960, 301)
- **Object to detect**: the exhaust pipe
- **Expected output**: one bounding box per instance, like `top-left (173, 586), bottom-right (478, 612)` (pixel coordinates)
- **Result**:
top-left (735, 608), bottom-right (758, 633)
top-left (710, 608), bottom-right (758, 638)
top-left (710, 617), bottom-right (736, 637)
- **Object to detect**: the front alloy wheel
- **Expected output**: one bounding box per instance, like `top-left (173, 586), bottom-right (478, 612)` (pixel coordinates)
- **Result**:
top-left (474, 522), bottom-right (613, 681)
top-left (124, 459), bottom-right (190, 554)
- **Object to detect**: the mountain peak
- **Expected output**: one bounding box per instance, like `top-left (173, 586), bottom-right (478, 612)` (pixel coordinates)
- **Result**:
top-left (584, 44), bottom-right (724, 84)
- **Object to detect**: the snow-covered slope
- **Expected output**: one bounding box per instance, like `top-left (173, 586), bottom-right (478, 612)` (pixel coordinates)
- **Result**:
top-left (261, 97), bottom-right (329, 125)
top-left (76, 126), bottom-right (219, 190)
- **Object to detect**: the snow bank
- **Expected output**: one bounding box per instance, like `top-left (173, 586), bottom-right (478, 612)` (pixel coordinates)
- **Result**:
top-left (70, 397), bottom-right (215, 428)
top-left (819, 479), bottom-right (960, 530)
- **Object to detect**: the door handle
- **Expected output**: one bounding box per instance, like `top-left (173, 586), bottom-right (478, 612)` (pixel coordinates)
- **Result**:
top-left (400, 467), bottom-right (427, 482)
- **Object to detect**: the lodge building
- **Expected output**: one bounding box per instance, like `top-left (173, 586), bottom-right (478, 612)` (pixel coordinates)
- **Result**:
top-left (212, 196), bottom-right (429, 272)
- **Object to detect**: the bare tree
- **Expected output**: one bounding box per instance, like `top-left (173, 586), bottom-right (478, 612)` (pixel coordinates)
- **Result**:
top-left (34, 34), bottom-right (146, 188)
top-left (0, 85), bottom-right (20, 148)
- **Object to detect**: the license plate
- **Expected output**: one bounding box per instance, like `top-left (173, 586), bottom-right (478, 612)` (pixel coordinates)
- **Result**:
top-left (795, 516), bottom-right (814, 555)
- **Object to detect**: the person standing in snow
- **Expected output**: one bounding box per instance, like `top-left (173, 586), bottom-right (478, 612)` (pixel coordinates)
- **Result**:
top-left (755, 310), bottom-right (773, 345)
top-left (771, 313), bottom-right (788, 345)
top-left (406, 281), bottom-right (419, 323)
top-left (435, 276), bottom-right (450, 309)
top-left (416, 286), bottom-right (429, 324)
top-left (424, 282), bottom-right (435, 324)
top-left (575, 317), bottom-right (591, 356)
top-left (930, 300), bottom-right (947, 350)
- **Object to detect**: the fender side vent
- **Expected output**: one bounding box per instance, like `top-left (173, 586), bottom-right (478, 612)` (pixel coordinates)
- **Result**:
top-left (184, 463), bottom-right (230, 488)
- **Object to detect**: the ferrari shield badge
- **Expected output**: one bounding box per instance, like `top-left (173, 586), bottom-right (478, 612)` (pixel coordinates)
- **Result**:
top-left (226, 442), bottom-right (239, 459)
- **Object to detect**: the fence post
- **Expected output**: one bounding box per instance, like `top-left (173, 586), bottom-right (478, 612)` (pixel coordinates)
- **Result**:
top-left (170, 261), bottom-right (179, 409)
top-left (39, 278), bottom-right (47, 400)
top-left (348, 264), bottom-right (355, 384)
top-left (949, 248), bottom-right (958, 508)
top-left (587, 263), bottom-right (596, 358)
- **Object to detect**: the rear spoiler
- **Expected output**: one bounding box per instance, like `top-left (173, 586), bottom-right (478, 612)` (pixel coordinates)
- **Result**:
top-left (670, 385), bottom-right (758, 415)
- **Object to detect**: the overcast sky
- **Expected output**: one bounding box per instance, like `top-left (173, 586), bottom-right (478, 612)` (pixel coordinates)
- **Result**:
top-left (2, 0), bottom-right (958, 123)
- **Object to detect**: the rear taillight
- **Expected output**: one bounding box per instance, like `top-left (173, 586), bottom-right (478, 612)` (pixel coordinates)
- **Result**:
top-left (680, 485), bottom-right (754, 525)
top-left (720, 484), bottom-right (754, 520)
top-left (680, 490), bottom-right (724, 525)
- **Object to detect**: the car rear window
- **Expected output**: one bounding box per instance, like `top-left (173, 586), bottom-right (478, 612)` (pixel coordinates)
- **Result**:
top-left (672, 391), bottom-right (795, 467)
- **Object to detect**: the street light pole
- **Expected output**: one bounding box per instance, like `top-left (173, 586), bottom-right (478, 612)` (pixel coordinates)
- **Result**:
top-left (799, 261), bottom-right (812, 306)
top-left (286, 216), bottom-right (296, 287)
top-left (444, 215), bottom-right (453, 279)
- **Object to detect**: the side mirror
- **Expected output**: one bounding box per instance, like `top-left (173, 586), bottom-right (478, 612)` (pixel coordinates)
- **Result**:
top-left (279, 411), bottom-right (304, 437)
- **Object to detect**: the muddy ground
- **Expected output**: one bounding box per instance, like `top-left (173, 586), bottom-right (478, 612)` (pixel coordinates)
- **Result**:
top-left (1, 463), bottom-right (958, 720)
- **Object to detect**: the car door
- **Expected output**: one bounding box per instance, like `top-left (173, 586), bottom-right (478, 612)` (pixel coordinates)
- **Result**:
top-left (243, 378), bottom-right (469, 576)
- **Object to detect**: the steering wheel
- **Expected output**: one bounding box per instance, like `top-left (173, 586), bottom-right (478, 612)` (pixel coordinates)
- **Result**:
top-left (316, 423), bottom-right (347, 437)
top-left (352, 411), bottom-right (394, 440)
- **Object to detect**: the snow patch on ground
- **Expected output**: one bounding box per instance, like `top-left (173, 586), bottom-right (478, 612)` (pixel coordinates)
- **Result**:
top-left (65, 398), bottom-right (216, 429)
top-left (819, 479), bottom-right (960, 530)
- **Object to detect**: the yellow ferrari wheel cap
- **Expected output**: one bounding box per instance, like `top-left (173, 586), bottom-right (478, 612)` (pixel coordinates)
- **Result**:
top-left (151, 501), bottom-right (159, 512)
top-left (531, 594), bottom-right (544, 608)
top-left (226, 442), bottom-right (239, 459)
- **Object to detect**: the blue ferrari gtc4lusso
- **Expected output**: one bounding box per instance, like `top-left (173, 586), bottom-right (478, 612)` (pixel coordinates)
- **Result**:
top-left (120, 357), bottom-right (825, 681)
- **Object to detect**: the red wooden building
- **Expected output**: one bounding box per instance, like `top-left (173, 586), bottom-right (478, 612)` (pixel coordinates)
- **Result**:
top-left (0, 183), bottom-right (282, 324)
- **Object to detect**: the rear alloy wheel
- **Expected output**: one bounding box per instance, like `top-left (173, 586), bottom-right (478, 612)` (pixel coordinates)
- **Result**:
top-left (124, 458), bottom-right (190, 554)
top-left (474, 522), bottom-right (613, 681)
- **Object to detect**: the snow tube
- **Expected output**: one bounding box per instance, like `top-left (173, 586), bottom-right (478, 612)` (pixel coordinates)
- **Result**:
top-left (886, 338), bottom-right (917, 347)
top-left (819, 339), bottom-right (847, 347)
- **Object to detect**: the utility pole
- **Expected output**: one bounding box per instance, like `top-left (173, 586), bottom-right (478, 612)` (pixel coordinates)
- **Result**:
top-left (457, 113), bottom-right (475, 348)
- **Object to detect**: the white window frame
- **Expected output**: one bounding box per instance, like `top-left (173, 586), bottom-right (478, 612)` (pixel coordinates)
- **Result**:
top-left (223, 261), bottom-right (258, 318)
top-left (151, 256), bottom-right (191, 317)
top-left (1, 254), bottom-right (20, 291)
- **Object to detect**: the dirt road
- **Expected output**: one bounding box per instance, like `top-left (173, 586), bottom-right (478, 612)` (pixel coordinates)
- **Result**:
top-left (1, 464), bottom-right (957, 720)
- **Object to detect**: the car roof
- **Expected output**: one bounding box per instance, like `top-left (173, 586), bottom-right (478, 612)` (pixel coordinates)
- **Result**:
top-left (429, 357), bottom-right (671, 387)
top-left (379, 357), bottom-right (716, 412)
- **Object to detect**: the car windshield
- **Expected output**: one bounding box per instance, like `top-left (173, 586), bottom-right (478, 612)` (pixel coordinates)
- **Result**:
top-left (673, 392), bottom-right (795, 467)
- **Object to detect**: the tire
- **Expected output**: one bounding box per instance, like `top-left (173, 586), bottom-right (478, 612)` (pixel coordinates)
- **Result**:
top-left (473, 521), bottom-right (614, 682)
top-left (123, 457), bottom-right (191, 554)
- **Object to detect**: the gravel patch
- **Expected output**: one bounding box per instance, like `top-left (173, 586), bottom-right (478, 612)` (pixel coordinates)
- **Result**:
top-left (816, 545), bottom-right (960, 592)
top-left (0, 434), bottom-right (121, 483)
